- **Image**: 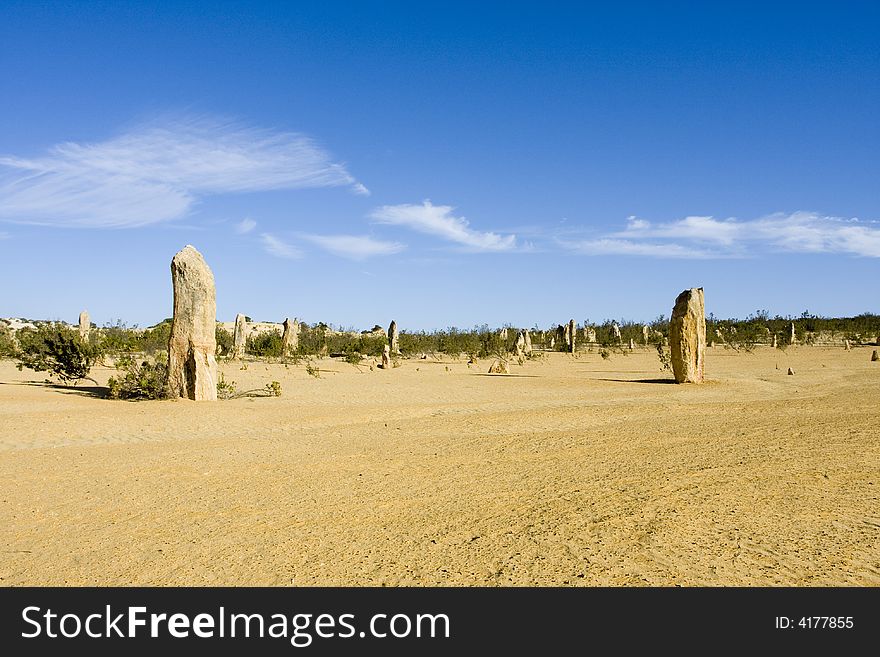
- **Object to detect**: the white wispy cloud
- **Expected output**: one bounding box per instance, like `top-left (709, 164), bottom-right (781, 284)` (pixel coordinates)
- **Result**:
top-left (564, 238), bottom-right (719, 259)
top-left (260, 233), bottom-right (303, 259)
top-left (235, 217), bottom-right (257, 234)
top-left (565, 212), bottom-right (880, 258)
top-left (0, 115), bottom-right (365, 228)
top-left (300, 234), bottom-right (406, 260)
top-left (619, 215), bottom-right (742, 245)
top-left (369, 200), bottom-right (517, 252)
top-left (352, 182), bottom-right (371, 196)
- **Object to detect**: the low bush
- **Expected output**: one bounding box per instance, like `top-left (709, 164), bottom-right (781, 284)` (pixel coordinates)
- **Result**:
top-left (246, 330), bottom-right (283, 358)
top-left (0, 324), bottom-right (16, 357)
top-left (16, 322), bottom-right (98, 384)
top-left (107, 353), bottom-right (168, 400)
top-left (215, 326), bottom-right (234, 357)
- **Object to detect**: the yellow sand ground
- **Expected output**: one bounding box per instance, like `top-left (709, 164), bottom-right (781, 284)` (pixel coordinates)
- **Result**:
top-left (0, 346), bottom-right (877, 586)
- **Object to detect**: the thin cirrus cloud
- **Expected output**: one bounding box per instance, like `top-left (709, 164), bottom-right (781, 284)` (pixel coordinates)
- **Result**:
top-left (369, 200), bottom-right (517, 252)
top-left (259, 233), bottom-right (303, 259)
top-left (300, 234), bottom-right (406, 260)
top-left (235, 217), bottom-right (257, 234)
top-left (0, 115), bottom-right (367, 228)
top-left (564, 212), bottom-right (880, 258)
top-left (566, 238), bottom-right (720, 259)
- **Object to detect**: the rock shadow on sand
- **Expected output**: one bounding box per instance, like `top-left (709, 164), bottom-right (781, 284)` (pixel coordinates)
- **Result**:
top-left (0, 379), bottom-right (110, 399)
top-left (595, 377), bottom-right (677, 384)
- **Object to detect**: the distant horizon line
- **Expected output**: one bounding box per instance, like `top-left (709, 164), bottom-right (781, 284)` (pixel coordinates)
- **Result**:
top-left (3, 310), bottom-right (878, 334)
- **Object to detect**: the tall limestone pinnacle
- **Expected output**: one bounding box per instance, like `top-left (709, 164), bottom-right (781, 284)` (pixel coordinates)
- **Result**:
top-left (233, 313), bottom-right (248, 359)
top-left (78, 310), bottom-right (90, 341)
top-left (669, 287), bottom-right (706, 384)
top-left (389, 320), bottom-right (400, 355)
top-left (165, 245), bottom-right (218, 401)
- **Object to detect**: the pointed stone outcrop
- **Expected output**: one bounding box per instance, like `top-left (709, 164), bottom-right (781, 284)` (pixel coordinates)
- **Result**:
top-left (514, 331), bottom-right (525, 358)
top-left (166, 245), bottom-right (218, 401)
top-left (380, 344), bottom-right (391, 369)
top-left (78, 310), bottom-right (90, 341)
top-left (389, 320), bottom-right (400, 355)
top-left (669, 287), bottom-right (706, 384)
top-left (568, 319), bottom-right (576, 353)
top-left (523, 330), bottom-right (533, 355)
top-left (789, 322), bottom-right (796, 345)
top-left (233, 313), bottom-right (248, 359)
top-left (282, 317), bottom-right (299, 356)
top-left (611, 322), bottom-right (621, 342)
top-left (488, 360), bottom-right (509, 374)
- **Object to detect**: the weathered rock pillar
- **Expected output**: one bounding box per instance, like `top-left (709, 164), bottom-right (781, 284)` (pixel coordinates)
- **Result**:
top-left (233, 313), bottom-right (248, 359)
top-left (282, 317), bottom-right (299, 356)
top-left (515, 331), bottom-right (525, 358)
top-left (669, 287), bottom-right (706, 384)
top-left (166, 245), bottom-right (218, 401)
top-left (388, 320), bottom-right (400, 355)
top-left (611, 322), bottom-right (621, 342)
top-left (78, 310), bottom-right (90, 341)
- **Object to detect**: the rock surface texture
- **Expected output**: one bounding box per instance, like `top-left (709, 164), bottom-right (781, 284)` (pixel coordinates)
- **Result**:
top-left (233, 313), bottom-right (247, 359)
top-left (488, 360), bottom-right (509, 374)
top-left (669, 287), bottom-right (706, 384)
top-left (78, 311), bottom-right (90, 341)
top-left (281, 318), bottom-right (299, 356)
top-left (389, 320), bottom-right (399, 354)
top-left (166, 245), bottom-right (218, 401)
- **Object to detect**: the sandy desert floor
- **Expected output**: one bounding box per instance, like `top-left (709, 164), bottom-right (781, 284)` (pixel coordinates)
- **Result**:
top-left (0, 346), bottom-right (877, 586)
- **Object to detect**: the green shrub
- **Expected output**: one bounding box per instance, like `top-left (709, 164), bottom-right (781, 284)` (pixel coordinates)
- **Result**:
top-left (215, 325), bottom-right (233, 357)
top-left (139, 319), bottom-right (172, 355)
top-left (0, 324), bottom-right (16, 357)
top-left (107, 353), bottom-right (168, 400)
top-left (96, 320), bottom-right (141, 357)
top-left (16, 322), bottom-right (98, 384)
top-left (216, 374), bottom-right (282, 399)
top-left (246, 330), bottom-right (283, 357)
top-left (216, 373), bottom-right (237, 400)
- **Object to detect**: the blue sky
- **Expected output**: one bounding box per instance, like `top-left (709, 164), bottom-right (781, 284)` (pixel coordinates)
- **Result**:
top-left (1, 1), bottom-right (878, 330)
